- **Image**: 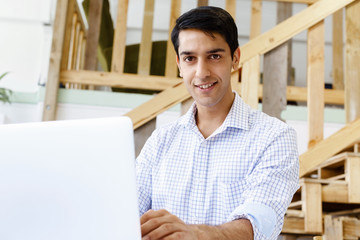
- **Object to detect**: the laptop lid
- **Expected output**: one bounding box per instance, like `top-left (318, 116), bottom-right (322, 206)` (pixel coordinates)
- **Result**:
top-left (0, 117), bottom-right (141, 240)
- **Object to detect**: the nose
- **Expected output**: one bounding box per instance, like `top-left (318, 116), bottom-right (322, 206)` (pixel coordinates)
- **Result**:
top-left (195, 59), bottom-right (210, 79)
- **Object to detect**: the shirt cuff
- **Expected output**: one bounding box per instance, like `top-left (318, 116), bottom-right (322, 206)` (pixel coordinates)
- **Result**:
top-left (227, 202), bottom-right (277, 239)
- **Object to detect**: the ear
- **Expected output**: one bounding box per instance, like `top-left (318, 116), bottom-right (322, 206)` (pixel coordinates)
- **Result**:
top-left (232, 47), bottom-right (241, 70)
top-left (176, 55), bottom-right (183, 77)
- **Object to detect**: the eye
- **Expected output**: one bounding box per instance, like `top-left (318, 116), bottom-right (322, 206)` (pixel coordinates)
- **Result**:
top-left (183, 56), bottom-right (195, 62)
top-left (209, 54), bottom-right (221, 60)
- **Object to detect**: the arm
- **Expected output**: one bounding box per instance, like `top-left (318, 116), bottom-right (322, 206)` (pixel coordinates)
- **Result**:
top-left (141, 209), bottom-right (253, 240)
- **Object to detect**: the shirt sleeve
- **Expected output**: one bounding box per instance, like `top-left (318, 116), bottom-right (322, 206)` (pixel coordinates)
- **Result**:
top-left (135, 131), bottom-right (157, 216)
top-left (228, 126), bottom-right (300, 240)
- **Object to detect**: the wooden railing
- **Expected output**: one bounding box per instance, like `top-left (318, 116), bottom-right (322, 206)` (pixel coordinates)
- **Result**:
top-left (44, 0), bottom-right (360, 173)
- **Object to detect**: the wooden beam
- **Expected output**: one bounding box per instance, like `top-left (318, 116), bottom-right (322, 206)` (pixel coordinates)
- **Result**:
top-left (241, 55), bottom-right (260, 109)
top-left (111, 0), bottom-right (128, 73)
top-left (138, 0), bottom-right (155, 75)
top-left (60, 70), bottom-right (181, 91)
top-left (345, 1), bottom-right (360, 123)
top-left (42, 0), bottom-right (69, 121)
top-left (300, 117), bottom-right (360, 177)
top-left (197, 0), bottom-right (208, 7)
top-left (84, 0), bottom-right (103, 71)
top-left (302, 182), bottom-right (322, 233)
top-left (346, 157), bottom-right (360, 203)
top-left (239, 0), bottom-right (356, 68)
top-left (60, 70), bottom-right (345, 104)
top-left (250, 0), bottom-right (262, 39)
top-left (165, 0), bottom-right (181, 78)
top-left (225, 0), bottom-right (236, 20)
top-left (332, 9), bottom-right (344, 90)
top-left (307, 20), bottom-right (325, 148)
top-left (60, 0), bottom-right (76, 71)
top-left (124, 82), bottom-right (190, 130)
top-left (266, 0), bottom-right (317, 3)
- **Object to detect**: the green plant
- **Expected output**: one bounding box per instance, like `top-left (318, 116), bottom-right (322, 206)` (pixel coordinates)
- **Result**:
top-left (0, 72), bottom-right (12, 103)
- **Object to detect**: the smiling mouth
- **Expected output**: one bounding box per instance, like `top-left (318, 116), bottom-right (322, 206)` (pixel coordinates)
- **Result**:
top-left (196, 82), bottom-right (217, 89)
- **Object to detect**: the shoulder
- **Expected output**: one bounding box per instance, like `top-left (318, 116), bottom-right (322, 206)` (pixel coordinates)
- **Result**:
top-left (247, 107), bottom-right (297, 143)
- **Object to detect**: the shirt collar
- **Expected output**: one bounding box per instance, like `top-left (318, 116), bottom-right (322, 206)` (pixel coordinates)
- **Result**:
top-left (179, 92), bottom-right (250, 132)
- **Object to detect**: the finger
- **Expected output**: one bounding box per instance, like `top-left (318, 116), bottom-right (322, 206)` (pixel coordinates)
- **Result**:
top-left (144, 223), bottom-right (185, 240)
top-left (141, 214), bottom-right (177, 236)
top-left (140, 209), bottom-right (170, 225)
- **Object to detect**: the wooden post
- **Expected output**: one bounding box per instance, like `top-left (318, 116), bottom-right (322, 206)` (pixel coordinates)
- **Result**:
top-left (307, 20), bottom-right (325, 149)
top-left (345, 1), bottom-right (360, 123)
top-left (42, 0), bottom-right (70, 121)
top-left (135, 0), bottom-right (156, 154)
top-left (84, 0), bottom-right (103, 71)
top-left (165, 0), bottom-right (181, 78)
top-left (332, 9), bottom-right (344, 90)
top-left (111, 0), bottom-right (128, 73)
top-left (241, 55), bottom-right (260, 109)
top-left (263, 2), bottom-right (292, 120)
top-left (225, 0), bottom-right (236, 20)
top-left (346, 156), bottom-right (360, 203)
top-left (250, 0), bottom-right (262, 40)
top-left (137, 0), bottom-right (155, 75)
top-left (197, 0), bottom-right (208, 7)
top-left (302, 182), bottom-right (322, 233)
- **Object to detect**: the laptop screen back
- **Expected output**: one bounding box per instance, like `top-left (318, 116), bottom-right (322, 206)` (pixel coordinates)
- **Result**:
top-left (0, 117), bottom-right (141, 240)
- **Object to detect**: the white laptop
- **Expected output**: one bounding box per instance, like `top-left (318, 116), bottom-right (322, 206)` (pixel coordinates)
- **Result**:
top-left (0, 117), bottom-right (141, 240)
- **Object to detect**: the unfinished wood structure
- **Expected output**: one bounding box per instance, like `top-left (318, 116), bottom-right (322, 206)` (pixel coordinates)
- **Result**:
top-left (44, 0), bottom-right (360, 237)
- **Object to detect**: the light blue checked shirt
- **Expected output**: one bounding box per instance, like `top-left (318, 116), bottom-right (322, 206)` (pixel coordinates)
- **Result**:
top-left (136, 92), bottom-right (299, 239)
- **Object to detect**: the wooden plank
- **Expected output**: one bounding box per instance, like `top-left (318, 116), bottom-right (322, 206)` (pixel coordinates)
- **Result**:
top-left (266, 0), bottom-right (316, 3)
top-left (111, 0), bottom-right (128, 73)
top-left (72, 21), bottom-right (81, 70)
top-left (343, 217), bottom-right (360, 238)
top-left (231, 70), bottom-right (240, 95)
top-left (240, 55), bottom-right (260, 109)
top-left (67, 13), bottom-right (78, 71)
top-left (346, 157), bottom-right (360, 203)
top-left (42, 0), bottom-right (69, 121)
top-left (60, 70), bottom-right (181, 91)
top-left (322, 184), bottom-right (349, 203)
top-left (307, 20), bottom-right (325, 149)
top-left (282, 217), bottom-right (305, 234)
top-left (197, 0), bottom-right (208, 6)
top-left (250, 0), bottom-right (262, 40)
top-left (302, 182), bottom-right (322, 233)
top-left (125, 82), bottom-right (190, 130)
top-left (324, 215), bottom-right (340, 240)
top-left (84, 0), bottom-right (103, 71)
top-left (345, 1), bottom-right (360, 123)
top-left (137, 0), bottom-right (155, 75)
top-left (239, 0), bottom-right (356, 68)
top-left (60, 0), bottom-right (76, 71)
top-left (332, 9), bottom-right (344, 90)
top-left (300, 118), bottom-right (360, 177)
top-left (165, 0), bottom-right (181, 78)
top-left (225, 0), bottom-right (236, 20)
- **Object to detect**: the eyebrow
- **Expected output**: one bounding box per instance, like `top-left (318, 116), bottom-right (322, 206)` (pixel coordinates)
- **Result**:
top-left (179, 48), bottom-right (226, 56)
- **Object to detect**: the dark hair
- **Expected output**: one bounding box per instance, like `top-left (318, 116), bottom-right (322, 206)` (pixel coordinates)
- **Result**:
top-left (171, 6), bottom-right (239, 57)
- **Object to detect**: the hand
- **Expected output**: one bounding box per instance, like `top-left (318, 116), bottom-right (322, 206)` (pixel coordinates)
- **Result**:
top-left (140, 209), bottom-right (198, 240)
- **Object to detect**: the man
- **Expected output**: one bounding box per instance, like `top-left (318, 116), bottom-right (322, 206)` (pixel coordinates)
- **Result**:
top-left (136, 6), bottom-right (299, 240)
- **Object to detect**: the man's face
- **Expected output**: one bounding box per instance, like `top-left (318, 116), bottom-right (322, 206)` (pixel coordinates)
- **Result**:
top-left (176, 29), bottom-right (239, 110)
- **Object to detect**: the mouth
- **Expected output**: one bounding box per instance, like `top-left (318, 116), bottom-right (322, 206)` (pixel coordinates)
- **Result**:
top-left (195, 81), bottom-right (217, 90)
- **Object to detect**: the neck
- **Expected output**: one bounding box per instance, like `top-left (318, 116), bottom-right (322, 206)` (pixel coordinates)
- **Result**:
top-left (196, 92), bottom-right (235, 138)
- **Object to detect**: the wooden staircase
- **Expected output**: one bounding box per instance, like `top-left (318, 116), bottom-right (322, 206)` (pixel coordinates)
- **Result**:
top-left (43, 0), bottom-right (360, 238)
